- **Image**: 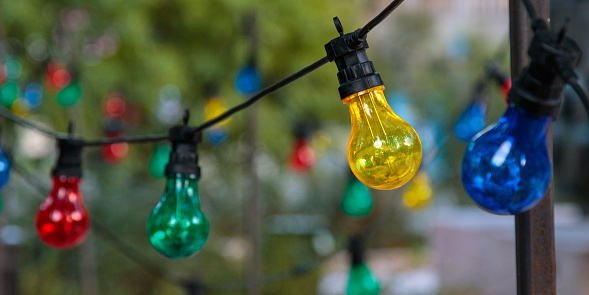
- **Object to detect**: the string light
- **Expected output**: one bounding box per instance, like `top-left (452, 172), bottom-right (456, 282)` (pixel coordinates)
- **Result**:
top-left (462, 17), bottom-right (583, 214)
top-left (454, 81), bottom-right (487, 142)
top-left (147, 112), bottom-right (209, 259)
top-left (149, 145), bottom-right (171, 179)
top-left (347, 236), bottom-right (380, 295)
top-left (402, 171), bottom-right (433, 210)
top-left (0, 144), bottom-right (10, 189)
top-left (325, 17), bottom-right (422, 190)
top-left (35, 137), bottom-right (90, 248)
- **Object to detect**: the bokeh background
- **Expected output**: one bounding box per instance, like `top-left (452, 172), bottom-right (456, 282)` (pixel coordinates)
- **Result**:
top-left (0, 0), bottom-right (588, 294)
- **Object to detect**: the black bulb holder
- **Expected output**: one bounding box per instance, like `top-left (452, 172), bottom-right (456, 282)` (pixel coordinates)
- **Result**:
top-left (348, 235), bottom-right (365, 266)
top-left (508, 20), bottom-right (582, 120)
top-left (325, 17), bottom-right (384, 100)
top-left (52, 138), bottom-right (84, 177)
top-left (165, 112), bottom-right (202, 178)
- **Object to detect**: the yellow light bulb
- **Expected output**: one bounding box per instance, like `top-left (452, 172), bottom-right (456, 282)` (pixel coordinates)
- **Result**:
top-left (204, 96), bottom-right (230, 127)
top-left (344, 85), bottom-right (422, 190)
top-left (402, 171), bottom-right (433, 210)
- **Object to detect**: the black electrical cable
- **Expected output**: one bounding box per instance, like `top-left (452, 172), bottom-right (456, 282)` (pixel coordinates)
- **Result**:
top-left (568, 78), bottom-right (589, 117)
top-left (192, 55), bottom-right (330, 134)
top-left (0, 106), bottom-right (67, 139)
top-left (521, 0), bottom-right (540, 22)
top-left (0, 0), bottom-right (407, 146)
top-left (357, 0), bottom-right (405, 38)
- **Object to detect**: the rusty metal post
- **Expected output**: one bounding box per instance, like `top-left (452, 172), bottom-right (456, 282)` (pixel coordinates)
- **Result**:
top-left (510, 0), bottom-right (556, 293)
top-left (244, 12), bottom-right (262, 295)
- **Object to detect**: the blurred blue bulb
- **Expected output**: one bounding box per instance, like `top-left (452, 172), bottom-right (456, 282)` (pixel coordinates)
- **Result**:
top-left (234, 65), bottom-right (261, 96)
top-left (454, 101), bottom-right (486, 142)
top-left (205, 128), bottom-right (228, 145)
top-left (0, 147), bottom-right (10, 189)
top-left (461, 104), bottom-right (551, 215)
top-left (24, 82), bottom-right (43, 109)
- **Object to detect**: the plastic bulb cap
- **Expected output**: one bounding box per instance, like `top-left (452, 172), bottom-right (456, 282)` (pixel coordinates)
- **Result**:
top-left (147, 173), bottom-right (209, 259)
top-left (454, 102), bottom-right (486, 142)
top-left (347, 262), bottom-right (380, 295)
top-left (35, 176), bottom-right (90, 249)
top-left (461, 104), bottom-right (551, 215)
top-left (341, 177), bottom-right (373, 217)
top-left (344, 86), bottom-right (422, 190)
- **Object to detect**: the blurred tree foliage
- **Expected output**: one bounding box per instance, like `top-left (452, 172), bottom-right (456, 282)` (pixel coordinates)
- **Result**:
top-left (0, 0), bottom-right (511, 294)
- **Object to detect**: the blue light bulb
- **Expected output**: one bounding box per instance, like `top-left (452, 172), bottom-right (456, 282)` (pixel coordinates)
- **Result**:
top-left (0, 147), bottom-right (10, 189)
top-left (234, 65), bottom-right (261, 96)
top-left (205, 128), bottom-right (228, 145)
top-left (454, 101), bottom-right (486, 142)
top-left (461, 104), bottom-right (551, 215)
top-left (24, 82), bottom-right (43, 109)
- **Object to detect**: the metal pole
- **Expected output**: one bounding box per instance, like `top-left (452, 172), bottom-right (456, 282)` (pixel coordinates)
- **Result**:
top-left (244, 12), bottom-right (262, 295)
top-left (510, 0), bottom-right (556, 293)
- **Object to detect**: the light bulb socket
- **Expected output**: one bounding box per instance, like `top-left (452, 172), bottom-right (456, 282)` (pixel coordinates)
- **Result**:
top-left (165, 126), bottom-right (201, 178)
top-left (325, 17), bottom-right (384, 100)
top-left (508, 23), bottom-right (582, 119)
top-left (52, 139), bottom-right (83, 177)
top-left (348, 235), bottom-right (365, 266)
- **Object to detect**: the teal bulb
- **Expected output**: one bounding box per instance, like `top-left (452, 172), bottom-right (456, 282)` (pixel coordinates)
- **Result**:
top-left (341, 177), bottom-right (374, 217)
top-left (347, 262), bottom-right (380, 295)
top-left (56, 81), bottom-right (82, 106)
top-left (149, 145), bottom-right (171, 178)
top-left (147, 173), bottom-right (209, 259)
top-left (0, 81), bottom-right (19, 107)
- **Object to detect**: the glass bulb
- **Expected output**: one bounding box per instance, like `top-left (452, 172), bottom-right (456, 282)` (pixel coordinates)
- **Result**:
top-left (462, 104), bottom-right (551, 214)
top-left (234, 65), bottom-right (261, 96)
top-left (24, 82), bottom-right (43, 109)
top-left (0, 81), bottom-right (19, 107)
top-left (347, 262), bottom-right (380, 295)
top-left (454, 101), bottom-right (486, 142)
top-left (35, 176), bottom-right (90, 249)
top-left (402, 171), bottom-right (433, 210)
top-left (0, 146), bottom-right (10, 189)
top-left (57, 80), bottom-right (82, 106)
top-left (344, 86), bottom-right (422, 190)
top-left (341, 176), bottom-right (373, 217)
top-left (204, 97), bottom-right (230, 145)
top-left (149, 145), bottom-right (171, 178)
top-left (288, 138), bottom-right (316, 172)
top-left (147, 173), bottom-right (209, 259)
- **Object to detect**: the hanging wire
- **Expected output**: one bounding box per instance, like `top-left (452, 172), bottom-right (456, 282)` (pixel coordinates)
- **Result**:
top-left (357, 0), bottom-right (405, 38)
top-left (0, 0), bottom-right (404, 147)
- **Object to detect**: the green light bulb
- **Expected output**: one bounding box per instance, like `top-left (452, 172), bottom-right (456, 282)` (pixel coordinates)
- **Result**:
top-left (149, 145), bottom-right (171, 178)
top-left (57, 81), bottom-right (82, 106)
top-left (147, 173), bottom-right (209, 259)
top-left (0, 81), bottom-right (19, 107)
top-left (341, 176), bottom-right (374, 217)
top-left (347, 262), bottom-right (380, 295)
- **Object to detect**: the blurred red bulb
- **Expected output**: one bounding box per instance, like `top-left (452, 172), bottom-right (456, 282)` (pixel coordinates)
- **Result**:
top-left (500, 78), bottom-right (512, 101)
top-left (288, 138), bottom-right (316, 172)
top-left (35, 176), bottom-right (90, 249)
top-left (45, 62), bottom-right (71, 91)
top-left (102, 132), bottom-right (129, 163)
top-left (103, 93), bottom-right (127, 118)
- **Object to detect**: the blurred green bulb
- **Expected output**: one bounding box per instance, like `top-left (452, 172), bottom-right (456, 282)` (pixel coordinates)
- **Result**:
top-left (149, 145), bottom-right (171, 178)
top-left (0, 81), bottom-right (19, 107)
top-left (347, 262), bottom-right (380, 295)
top-left (147, 173), bottom-right (209, 259)
top-left (57, 81), bottom-right (82, 106)
top-left (341, 177), bottom-right (373, 217)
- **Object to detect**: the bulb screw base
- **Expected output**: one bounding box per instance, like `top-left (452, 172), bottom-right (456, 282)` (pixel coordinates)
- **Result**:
top-left (325, 17), bottom-right (384, 100)
top-left (348, 235), bottom-right (365, 266)
top-left (508, 20), bottom-right (582, 119)
top-left (165, 119), bottom-right (202, 178)
top-left (52, 139), bottom-right (83, 177)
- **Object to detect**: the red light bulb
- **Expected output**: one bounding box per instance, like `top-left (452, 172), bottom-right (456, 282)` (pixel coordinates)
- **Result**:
top-left (36, 176), bottom-right (90, 249)
top-left (102, 134), bottom-right (129, 163)
top-left (103, 93), bottom-right (127, 118)
top-left (45, 62), bottom-right (71, 91)
top-left (500, 78), bottom-right (512, 101)
top-left (288, 138), bottom-right (316, 172)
